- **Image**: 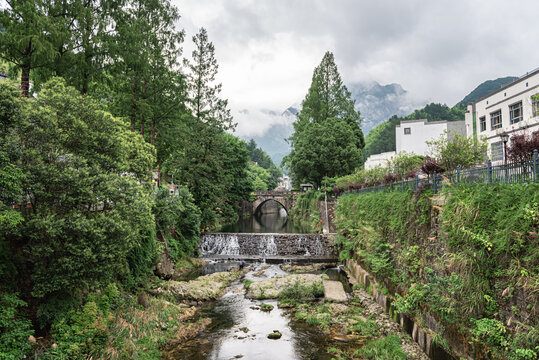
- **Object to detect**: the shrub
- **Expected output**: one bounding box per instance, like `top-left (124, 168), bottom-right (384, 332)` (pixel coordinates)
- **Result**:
top-left (507, 133), bottom-right (539, 163)
top-left (355, 335), bottom-right (407, 359)
top-left (0, 293), bottom-right (34, 360)
top-left (279, 281), bottom-right (324, 301)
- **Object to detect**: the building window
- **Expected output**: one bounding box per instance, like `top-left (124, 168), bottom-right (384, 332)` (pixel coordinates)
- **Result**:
top-left (479, 116), bottom-right (486, 132)
top-left (404, 127), bottom-right (411, 135)
top-left (509, 102), bottom-right (522, 124)
top-left (490, 110), bottom-right (502, 130)
top-left (491, 141), bottom-right (503, 162)
top-left (533, 94), bottom-right (539, 117)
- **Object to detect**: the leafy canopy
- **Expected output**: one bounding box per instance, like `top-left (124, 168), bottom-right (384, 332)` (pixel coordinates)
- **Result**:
top-left (284, 51), bottom-right (364, 187)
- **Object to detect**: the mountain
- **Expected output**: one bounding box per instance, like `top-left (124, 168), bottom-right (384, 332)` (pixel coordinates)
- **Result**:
top-left (241, 110), bottom-right (296, 166)
top-left (349, 81), bottom-right (427, 134)
top-left (457, 76), bottom-right (518, 106)
top-left (242, 81), bottom-right (422, 163)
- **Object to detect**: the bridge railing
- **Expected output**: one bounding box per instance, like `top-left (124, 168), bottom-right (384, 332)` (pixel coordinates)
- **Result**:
top-left (253, 191), bottom-right (304, 196)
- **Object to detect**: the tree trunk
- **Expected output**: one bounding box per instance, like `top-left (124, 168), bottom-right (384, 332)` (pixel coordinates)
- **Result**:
top-left (20, 42), bottom-right (32, 97)
top-left (150, 117), bottom-right (155, 145)
top-left (130, 77), bottom-right (137, 132)
top-left (140, 80), bottom-right (147, 136)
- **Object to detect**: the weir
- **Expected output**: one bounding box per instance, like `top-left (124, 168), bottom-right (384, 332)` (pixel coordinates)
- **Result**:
top-left (199, 232), bottom-right (337, 262)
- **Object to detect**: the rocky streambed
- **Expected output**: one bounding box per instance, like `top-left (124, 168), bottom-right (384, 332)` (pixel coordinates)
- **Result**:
top-left (157, 262), bottom-right (429, 360)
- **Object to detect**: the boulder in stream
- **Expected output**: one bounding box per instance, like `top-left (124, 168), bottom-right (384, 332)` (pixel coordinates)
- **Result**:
top-left (153, 271), bottom-right (241, 301)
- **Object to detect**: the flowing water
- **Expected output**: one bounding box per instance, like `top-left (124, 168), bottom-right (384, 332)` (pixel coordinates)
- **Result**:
top-left (168, 205), bottom-right (349, 359)
top-left (220, 211), bottom-right (311, 234)
top-left (173, 263), bottom-right (341, 360)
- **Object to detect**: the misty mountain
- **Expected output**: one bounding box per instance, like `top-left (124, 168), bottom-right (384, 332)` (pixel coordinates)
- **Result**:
top-left (241, 109), bottom-right (296, 166)
top-left (349, 81), bottom-right (427, 134)
top-left (242, 81), bottom-right (424, 164)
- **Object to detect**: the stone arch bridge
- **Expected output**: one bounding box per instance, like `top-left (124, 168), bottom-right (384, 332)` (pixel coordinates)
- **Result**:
top-left (252, 191), bottom-right (303, 215)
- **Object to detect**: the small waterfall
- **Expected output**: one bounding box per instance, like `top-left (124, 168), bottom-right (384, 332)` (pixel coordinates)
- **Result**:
top-left (259, 235), bottom-right (277, 256)
top-left (200, 234), bottom-right (240, 255)
top-left (199, 233), bottom-right (334, 259)
top-left (310, 236), bottom-right (325, 256)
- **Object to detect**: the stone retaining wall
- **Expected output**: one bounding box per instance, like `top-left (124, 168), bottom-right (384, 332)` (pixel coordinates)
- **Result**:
top-left (345, 259), bottom-right (458, 360)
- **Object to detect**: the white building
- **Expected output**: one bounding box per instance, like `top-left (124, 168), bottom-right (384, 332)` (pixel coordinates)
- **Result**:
top-left (364, 151), bottom-right (396, 170)
top-left (278, 175), bottom-right (291, 190)
top-left (395, 119), bottom-right (466, 156)
top-left (465, 68), bottom-right (539, 162)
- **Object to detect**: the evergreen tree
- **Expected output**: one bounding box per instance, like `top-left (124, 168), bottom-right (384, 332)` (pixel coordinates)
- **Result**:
top-left (184, 27), bottom-right (234, 131)
top-left (284, 51), bottom-right (364, 187)
top-left (0, 1), bottom-right (57, 96)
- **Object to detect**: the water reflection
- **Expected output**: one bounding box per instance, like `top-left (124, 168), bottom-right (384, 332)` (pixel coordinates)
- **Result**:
top-left (220, 212), bottom-right (309, 234)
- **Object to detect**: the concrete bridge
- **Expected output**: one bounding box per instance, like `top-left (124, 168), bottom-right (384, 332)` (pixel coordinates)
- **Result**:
top-left (252, 191), bottom-right (303, 215)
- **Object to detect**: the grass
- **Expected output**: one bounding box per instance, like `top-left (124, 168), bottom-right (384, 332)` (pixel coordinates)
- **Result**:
top-left (354, 335), bottom-right (407, 360)
top-left (279, 281), bottom-right (324, 301)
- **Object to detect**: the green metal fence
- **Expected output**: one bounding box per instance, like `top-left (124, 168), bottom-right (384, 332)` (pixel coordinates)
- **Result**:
top-left (339, 149), bottom-right (538, 196)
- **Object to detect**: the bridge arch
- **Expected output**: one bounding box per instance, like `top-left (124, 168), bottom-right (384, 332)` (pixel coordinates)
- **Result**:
top-left (251, 191), bottom-right (302, 216)
top-left (254, 198), bottom-right (288, 216)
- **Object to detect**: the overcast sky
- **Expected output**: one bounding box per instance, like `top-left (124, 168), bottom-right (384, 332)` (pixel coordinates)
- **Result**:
top-left (174, 0), bottom-right (539, 137)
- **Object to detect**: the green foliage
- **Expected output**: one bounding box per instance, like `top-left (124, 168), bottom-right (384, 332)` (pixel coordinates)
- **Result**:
top-left (354, 335), bottom-right (407, 360)
top-left (284, 51), bottom-right (364, 187)
top-left (279, 281), bottom-right (324, 301)
top-left (348, 318), bottom-right (380, 338)
top-left (336, 182), bottom-right (539, 358)
top-left (389, 152), bottom-right (424, 179)
top-left (0, 293), bottom-right (34, 360)
top-left (247, 162), bottom-right (271, 191)
top-left (47, 285), bottom-right (118, 359)
top-left (243, 279), bottom-right (253, 290)
top-left (246, 139), bottom-right (282, 190)
top-left (152, 186), bottom-right (201, 261)
top-left (471, 318), bottom-right (508, 348)
top-left (458, 76), bottom-right (518, 106)
top-left (288, 190), bottom-right (323, 233)
top-left (426, 131), bottom-right (487, 171)
top-left (295, 303), bottom-right (332, 328)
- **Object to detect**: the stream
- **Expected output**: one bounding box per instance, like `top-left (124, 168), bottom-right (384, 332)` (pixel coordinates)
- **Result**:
top-left (169, 263), bottom-right (346, 360)
top-left (163, 204), bottom-right (430, 360)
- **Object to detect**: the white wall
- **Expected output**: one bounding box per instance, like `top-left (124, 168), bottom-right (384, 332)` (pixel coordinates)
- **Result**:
top-left (465, 69), bottom-right (539, 160)
top-left (396, 119), bottom-right (465, 156)
top-left (364, 151), bottom-right (396, 170)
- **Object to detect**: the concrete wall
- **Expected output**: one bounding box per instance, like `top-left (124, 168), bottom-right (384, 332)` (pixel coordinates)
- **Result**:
top-left (465, 69), bottom-right (539, 161)
top-left (396, 119), bottom-right (465, 156)
top-left (364, 151), bottom-right (396, 170)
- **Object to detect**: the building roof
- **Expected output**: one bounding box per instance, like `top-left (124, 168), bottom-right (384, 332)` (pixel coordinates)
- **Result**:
top-left (396, 118), bottom-right (461, 126)
top-left (468, 67), bottom-right (539, 105)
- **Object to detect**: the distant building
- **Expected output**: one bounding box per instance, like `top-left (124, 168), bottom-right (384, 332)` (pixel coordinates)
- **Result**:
top-left (465, 68), bottom-right (539, 162)
top-left (396, 119), bottom-right (466, 156)
top-left (364, 151), bottom-right (396, 170)
top-left (278, 175), bottom-right (291, 190)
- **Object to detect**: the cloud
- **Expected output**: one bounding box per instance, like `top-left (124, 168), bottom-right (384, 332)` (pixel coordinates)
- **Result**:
top-left (232, 107), bottom-right (295, 137)
top-left (175, 0), bottom-right (539, 134)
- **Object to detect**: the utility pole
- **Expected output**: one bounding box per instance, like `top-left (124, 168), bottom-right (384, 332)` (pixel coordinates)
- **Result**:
top-left (324, 176), bottom-right (329, 234)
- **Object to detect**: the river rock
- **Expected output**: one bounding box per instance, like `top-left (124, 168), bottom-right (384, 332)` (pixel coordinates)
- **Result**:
top-left (246, 274), bottom-right (324, 299)
top-left (280, 263), bottom-right (337, 273)
top-left (153, 271), bottom-right (241, 301)
top-left (267, 330), bottom-right (282, 339)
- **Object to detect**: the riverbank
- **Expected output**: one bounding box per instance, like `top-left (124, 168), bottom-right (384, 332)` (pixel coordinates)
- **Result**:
top-left (334, 184), bottom-right (539, 359)
top-left (159, 261), bottom-right (429, 359)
